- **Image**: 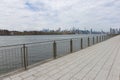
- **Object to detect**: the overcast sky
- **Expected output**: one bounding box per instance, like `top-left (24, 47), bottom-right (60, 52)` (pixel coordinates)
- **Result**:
top-left (0, 0), bottom-right (120, 31)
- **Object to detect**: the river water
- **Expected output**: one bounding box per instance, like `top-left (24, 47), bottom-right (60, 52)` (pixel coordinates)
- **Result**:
top-left (0, 34), bottom-right (102, 46)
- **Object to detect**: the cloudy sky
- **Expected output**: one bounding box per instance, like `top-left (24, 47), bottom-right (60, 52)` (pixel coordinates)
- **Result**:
top-left (0, 0), bottom-right (120, 31)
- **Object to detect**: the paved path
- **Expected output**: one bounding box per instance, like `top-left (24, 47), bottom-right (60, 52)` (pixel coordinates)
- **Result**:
top-left (2, 35), bottom-right (120, 80)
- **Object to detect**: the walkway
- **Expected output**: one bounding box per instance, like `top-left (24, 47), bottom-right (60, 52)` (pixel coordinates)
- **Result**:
top-left (2, 35), bottom-right (120, 80)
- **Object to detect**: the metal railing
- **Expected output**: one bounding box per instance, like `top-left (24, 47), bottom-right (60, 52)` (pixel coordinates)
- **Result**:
top-left (0, 35), bottom-right (112, 76)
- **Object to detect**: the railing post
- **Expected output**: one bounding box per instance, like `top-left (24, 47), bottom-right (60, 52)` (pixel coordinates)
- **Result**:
top-left (99, 36), bottom-right (101, 42)
top-left (88, 37), bottom-right (90, 46)
top-left (97, 36), bottom-right (98, 43)
top-left (103, 36), bottom-right (104, 41)
top-left (102, 36), bottom-right (103, 41)
top-left (93, 37), bottom-right (94, 45)
top-left (23, 44), bottom-right (28, 70)
top-left (104, 36), bottom-right (106, 40)
top-left (102, 36), bottom-right (104, 41)
top-left (81, 38), bottom-right (83, 49)
top-left (53, 41), bottom-right (57, 59)
top-left (70, 39), bottom-right (73, 53)
top-left (106, 35), bottom-right (108, 40)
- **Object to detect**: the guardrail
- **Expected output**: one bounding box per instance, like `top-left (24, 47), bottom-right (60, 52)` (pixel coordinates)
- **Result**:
top-left (0, 35), bottom-right (112, 76)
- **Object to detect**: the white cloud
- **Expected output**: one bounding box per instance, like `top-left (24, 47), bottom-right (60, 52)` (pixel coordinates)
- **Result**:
top-left (0, 0), bottom-right (119, 31)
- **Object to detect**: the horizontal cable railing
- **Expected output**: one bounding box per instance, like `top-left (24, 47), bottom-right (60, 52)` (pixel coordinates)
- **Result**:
top-left (0, 34), bottom-right (113, 76)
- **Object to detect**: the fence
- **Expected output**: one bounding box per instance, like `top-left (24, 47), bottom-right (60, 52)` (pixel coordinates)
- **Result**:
top-left (0, 35), bottom-right (111, 76)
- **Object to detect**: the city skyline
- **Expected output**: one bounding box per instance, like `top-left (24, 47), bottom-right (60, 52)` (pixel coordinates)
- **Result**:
top-left (0, 0), bottom-right (120, 31)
